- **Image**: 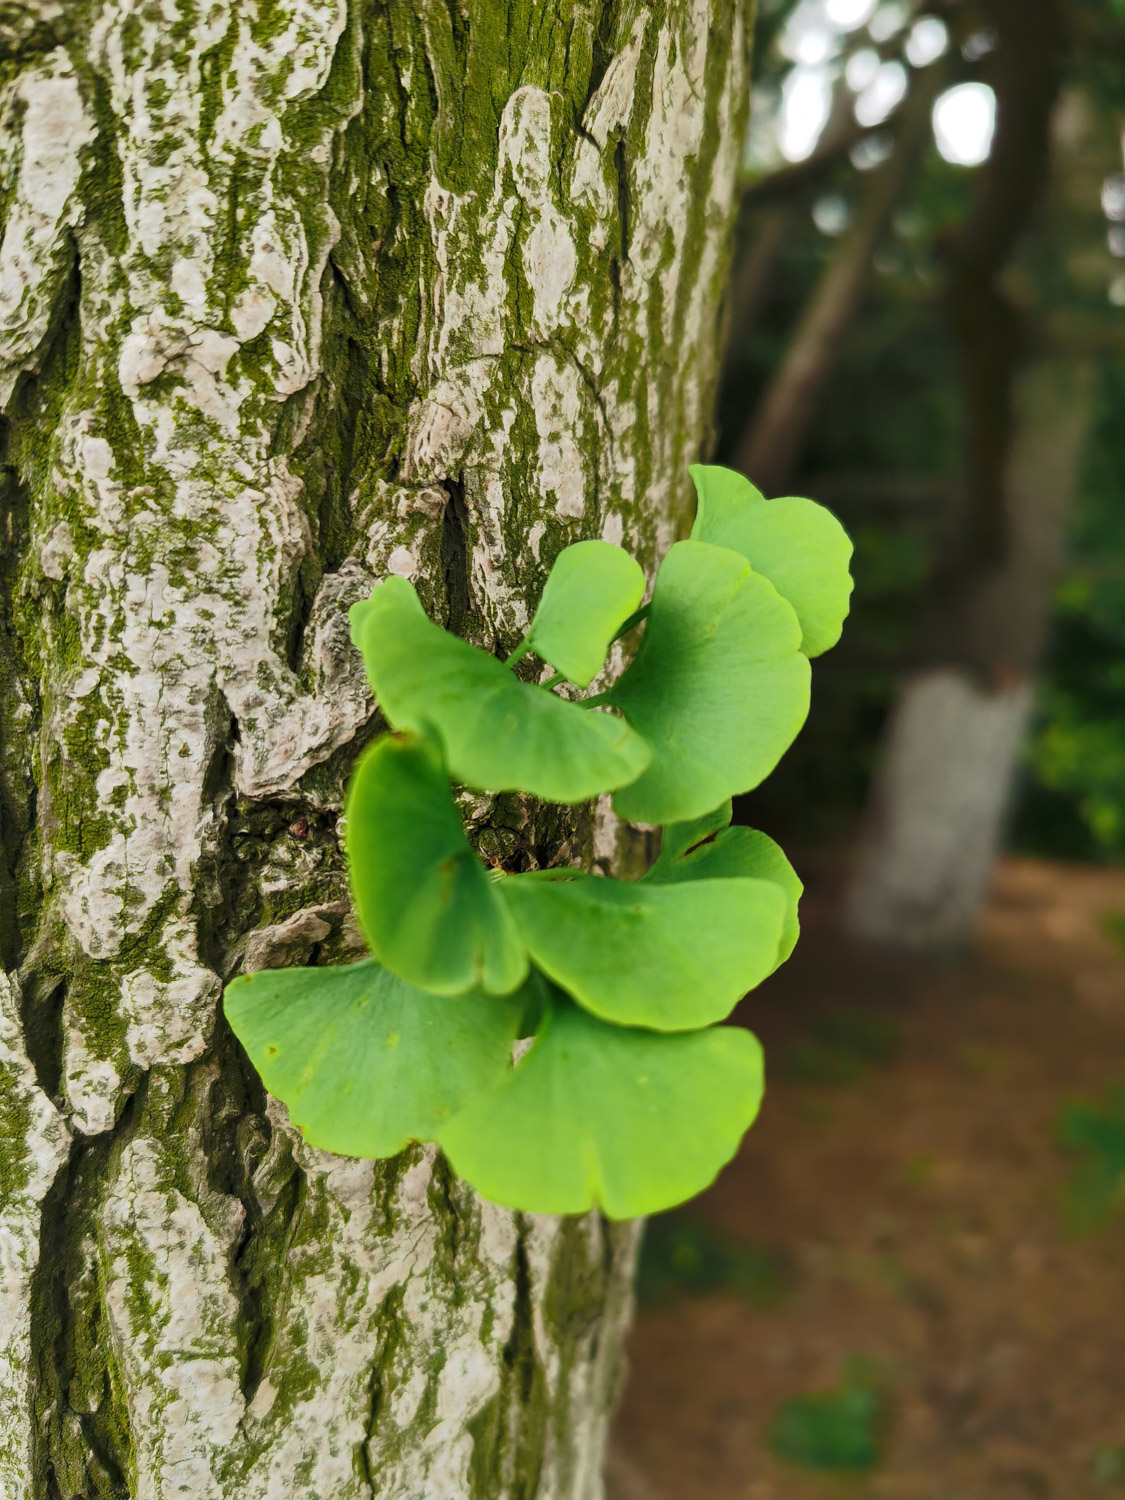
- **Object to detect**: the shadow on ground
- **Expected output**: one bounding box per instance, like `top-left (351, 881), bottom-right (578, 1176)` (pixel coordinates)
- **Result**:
top-left (610, 857), bottom-right (1125, 1500)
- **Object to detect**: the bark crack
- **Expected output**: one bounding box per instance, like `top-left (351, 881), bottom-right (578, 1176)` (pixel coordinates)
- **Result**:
top-left (439, 475), bottom-right (474, 635)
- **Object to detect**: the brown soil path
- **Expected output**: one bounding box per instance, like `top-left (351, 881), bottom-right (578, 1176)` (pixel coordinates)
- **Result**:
top-left (610, 858), bottom-right (1125, 1500)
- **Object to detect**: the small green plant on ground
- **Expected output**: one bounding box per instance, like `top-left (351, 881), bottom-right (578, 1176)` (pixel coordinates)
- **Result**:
top-left (768, 1373), bottom-right (883, 1474)
top-left (637, 1213), bottom-right (790, 1308)
top-left (782, 1008), bottom-right (899, 1086)
top-left (224, 466), bottom-right (852, 1218)
top-left (1093, 1445), bottom-right (1125, 1487)
top-left (1101, 910), bottom-right (1125, 954)
top-left (1056, 1084), bottom-right (1125, 1235)
top-left (901, 1152), bottom-right (935, 1187)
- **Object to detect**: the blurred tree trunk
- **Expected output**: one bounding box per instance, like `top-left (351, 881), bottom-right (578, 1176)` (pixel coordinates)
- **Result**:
top-left (844, 356), bottom-right (1094, 945)
top-left (843, 0), bottom-right (1069, 948)
top-left (0, 3), bottom-right (751, 1495)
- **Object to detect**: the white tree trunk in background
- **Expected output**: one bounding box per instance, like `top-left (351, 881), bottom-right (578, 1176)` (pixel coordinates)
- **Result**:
top-left (845, 358), bottom-right (1094, 948)
top-left (0, 2), bottom-right (752, 1493)
top-left (844, 669), bottom-right (1035, 946)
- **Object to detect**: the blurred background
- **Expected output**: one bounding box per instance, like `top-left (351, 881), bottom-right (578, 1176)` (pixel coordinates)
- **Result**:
top-left (611, 2), bottom-right (1125, 1495)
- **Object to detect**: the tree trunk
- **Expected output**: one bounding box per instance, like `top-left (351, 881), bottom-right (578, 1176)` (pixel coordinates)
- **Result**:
top-left (844, 356), bottom-right (1094, 947)
top-left (841, 4), bottom-right (1091, 951)
top-left (0, 4), bottom-right (751, 1494)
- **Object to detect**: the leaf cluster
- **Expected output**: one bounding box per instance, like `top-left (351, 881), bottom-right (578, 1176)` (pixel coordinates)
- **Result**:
top-left (224, 467), bottom-right (852, 1218)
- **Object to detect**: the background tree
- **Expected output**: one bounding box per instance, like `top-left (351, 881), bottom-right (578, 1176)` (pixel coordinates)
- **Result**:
top-left (718, 0), bottom-right (1125, 945)
top-left (0, 2), bottom-right (752, 1493)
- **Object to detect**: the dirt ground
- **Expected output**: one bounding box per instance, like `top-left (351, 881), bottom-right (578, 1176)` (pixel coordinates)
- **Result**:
top-left (609, 857), bottom-right (1125, 1500)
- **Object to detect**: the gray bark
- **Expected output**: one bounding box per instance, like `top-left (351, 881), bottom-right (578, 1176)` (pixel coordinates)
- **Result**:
top-left (0, 2), bottom-right (752, 1494)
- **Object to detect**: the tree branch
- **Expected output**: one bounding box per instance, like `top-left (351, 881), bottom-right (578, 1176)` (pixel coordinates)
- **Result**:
top-left (732, 73), bottom-right (941, 494)
top-left (933, 0), bottom-right (1066, 613)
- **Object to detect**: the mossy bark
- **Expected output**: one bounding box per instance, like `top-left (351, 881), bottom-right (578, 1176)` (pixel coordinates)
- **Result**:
top-left (0, 2), bottom-right (752, 1494)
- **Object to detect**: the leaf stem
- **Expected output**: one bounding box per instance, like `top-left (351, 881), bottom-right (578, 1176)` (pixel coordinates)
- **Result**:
top-left (504, 637), bottom-right (533, 669)
top-left (539, 671), bottom-right (566, 691)
top-left (580, 690), bottom-right (614, 709)
top-left (611, 602), bottom-right (651, 641)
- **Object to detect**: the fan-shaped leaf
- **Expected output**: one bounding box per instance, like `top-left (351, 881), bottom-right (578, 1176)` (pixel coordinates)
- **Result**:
top-left (345, 730), bottom-right (527, 995)
top-left (438, 994), bottom-right (765, 1218)
top-left (500, 872), bottom-right (785, 1029)
top-left (690, 464), bottom-right (853, 657)
top-left (609, 541), bottom-right (810, 825)
top-left (526, 540), bottom-right (646, 687)
top-left (647, 806), bottom-right (803, 970)
top-left (224, 959), bottom-right (526, 1158)
top-left (351, 578), bottom-right (650, 803)
top-left (656, 799), bottom-right (734, 862)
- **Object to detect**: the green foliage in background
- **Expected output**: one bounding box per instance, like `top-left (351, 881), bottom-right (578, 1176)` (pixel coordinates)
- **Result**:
top-left (1093, 1444), bottom-right (1125, 1486)
top-left (225, 466), bottom-right (852, 1218)
top-left (782, 1007), bottom-right (899, 1086)
top-left (1103, 911), bottom-right (1125, 954)
top-left (768, 1379), bottom-right (882, 1474)
top-left (637, 1213), bottom-right (790, 1308)
top-left (1056, 1084), bottom-right (1125, 1235)
top-left (1019, 362), bottom-right (1125, 862)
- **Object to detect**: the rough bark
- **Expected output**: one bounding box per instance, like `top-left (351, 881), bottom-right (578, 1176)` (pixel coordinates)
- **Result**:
top-left (844, 357), bottom-right (1094, 947)
top-left (0, 3), bottom-right (752, 1494)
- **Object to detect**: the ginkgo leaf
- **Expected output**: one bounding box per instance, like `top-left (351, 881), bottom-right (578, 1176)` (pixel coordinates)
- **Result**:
top-left (345, 729), bottom-right (527, 996)
top-left (646, 805), bottom-right (803, 970)
top-left (500, 872), bottom-right (786, 1029)
top-left (438, 994), bottom-right (765, 1219)
top-left (526, 540), bottom-right (646, 687)
top-left (223, 959), bottom-right (526, 1158)
top-left (690, 464), bottom-right (853, 657)
top-left (655, 799), bottom-right (734, 862)
top-left (608, 541), bottom-right (810, 825)
top-left (350, 578), bottom-right (650, 803)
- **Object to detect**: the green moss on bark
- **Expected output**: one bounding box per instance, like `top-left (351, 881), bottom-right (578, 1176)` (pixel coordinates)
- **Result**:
top-left (0, 1063), bottom-right (33, 1210)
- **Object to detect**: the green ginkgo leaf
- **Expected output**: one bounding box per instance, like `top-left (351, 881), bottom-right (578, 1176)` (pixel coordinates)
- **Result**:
top-left (526, 540), bottom-right (646, 687)
top-left (608, 541), bottom-right (810, 825)
top-left (345, 729), bottom-right (527, 996)
top-left (223, 959), bottom-right (526, 1157)
top-left (690, 464), bottom-right (853, 657)
top-left (500, 872), bottom-right (785, 1029)
top-left (647, 804), bottom-right (803, 970)
top-left (438, 994), bottom-right (765, 1218)
top-left (655, 799), bottom-right (735, 862)
top-left (350, 578), bottom-right (650, 803)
